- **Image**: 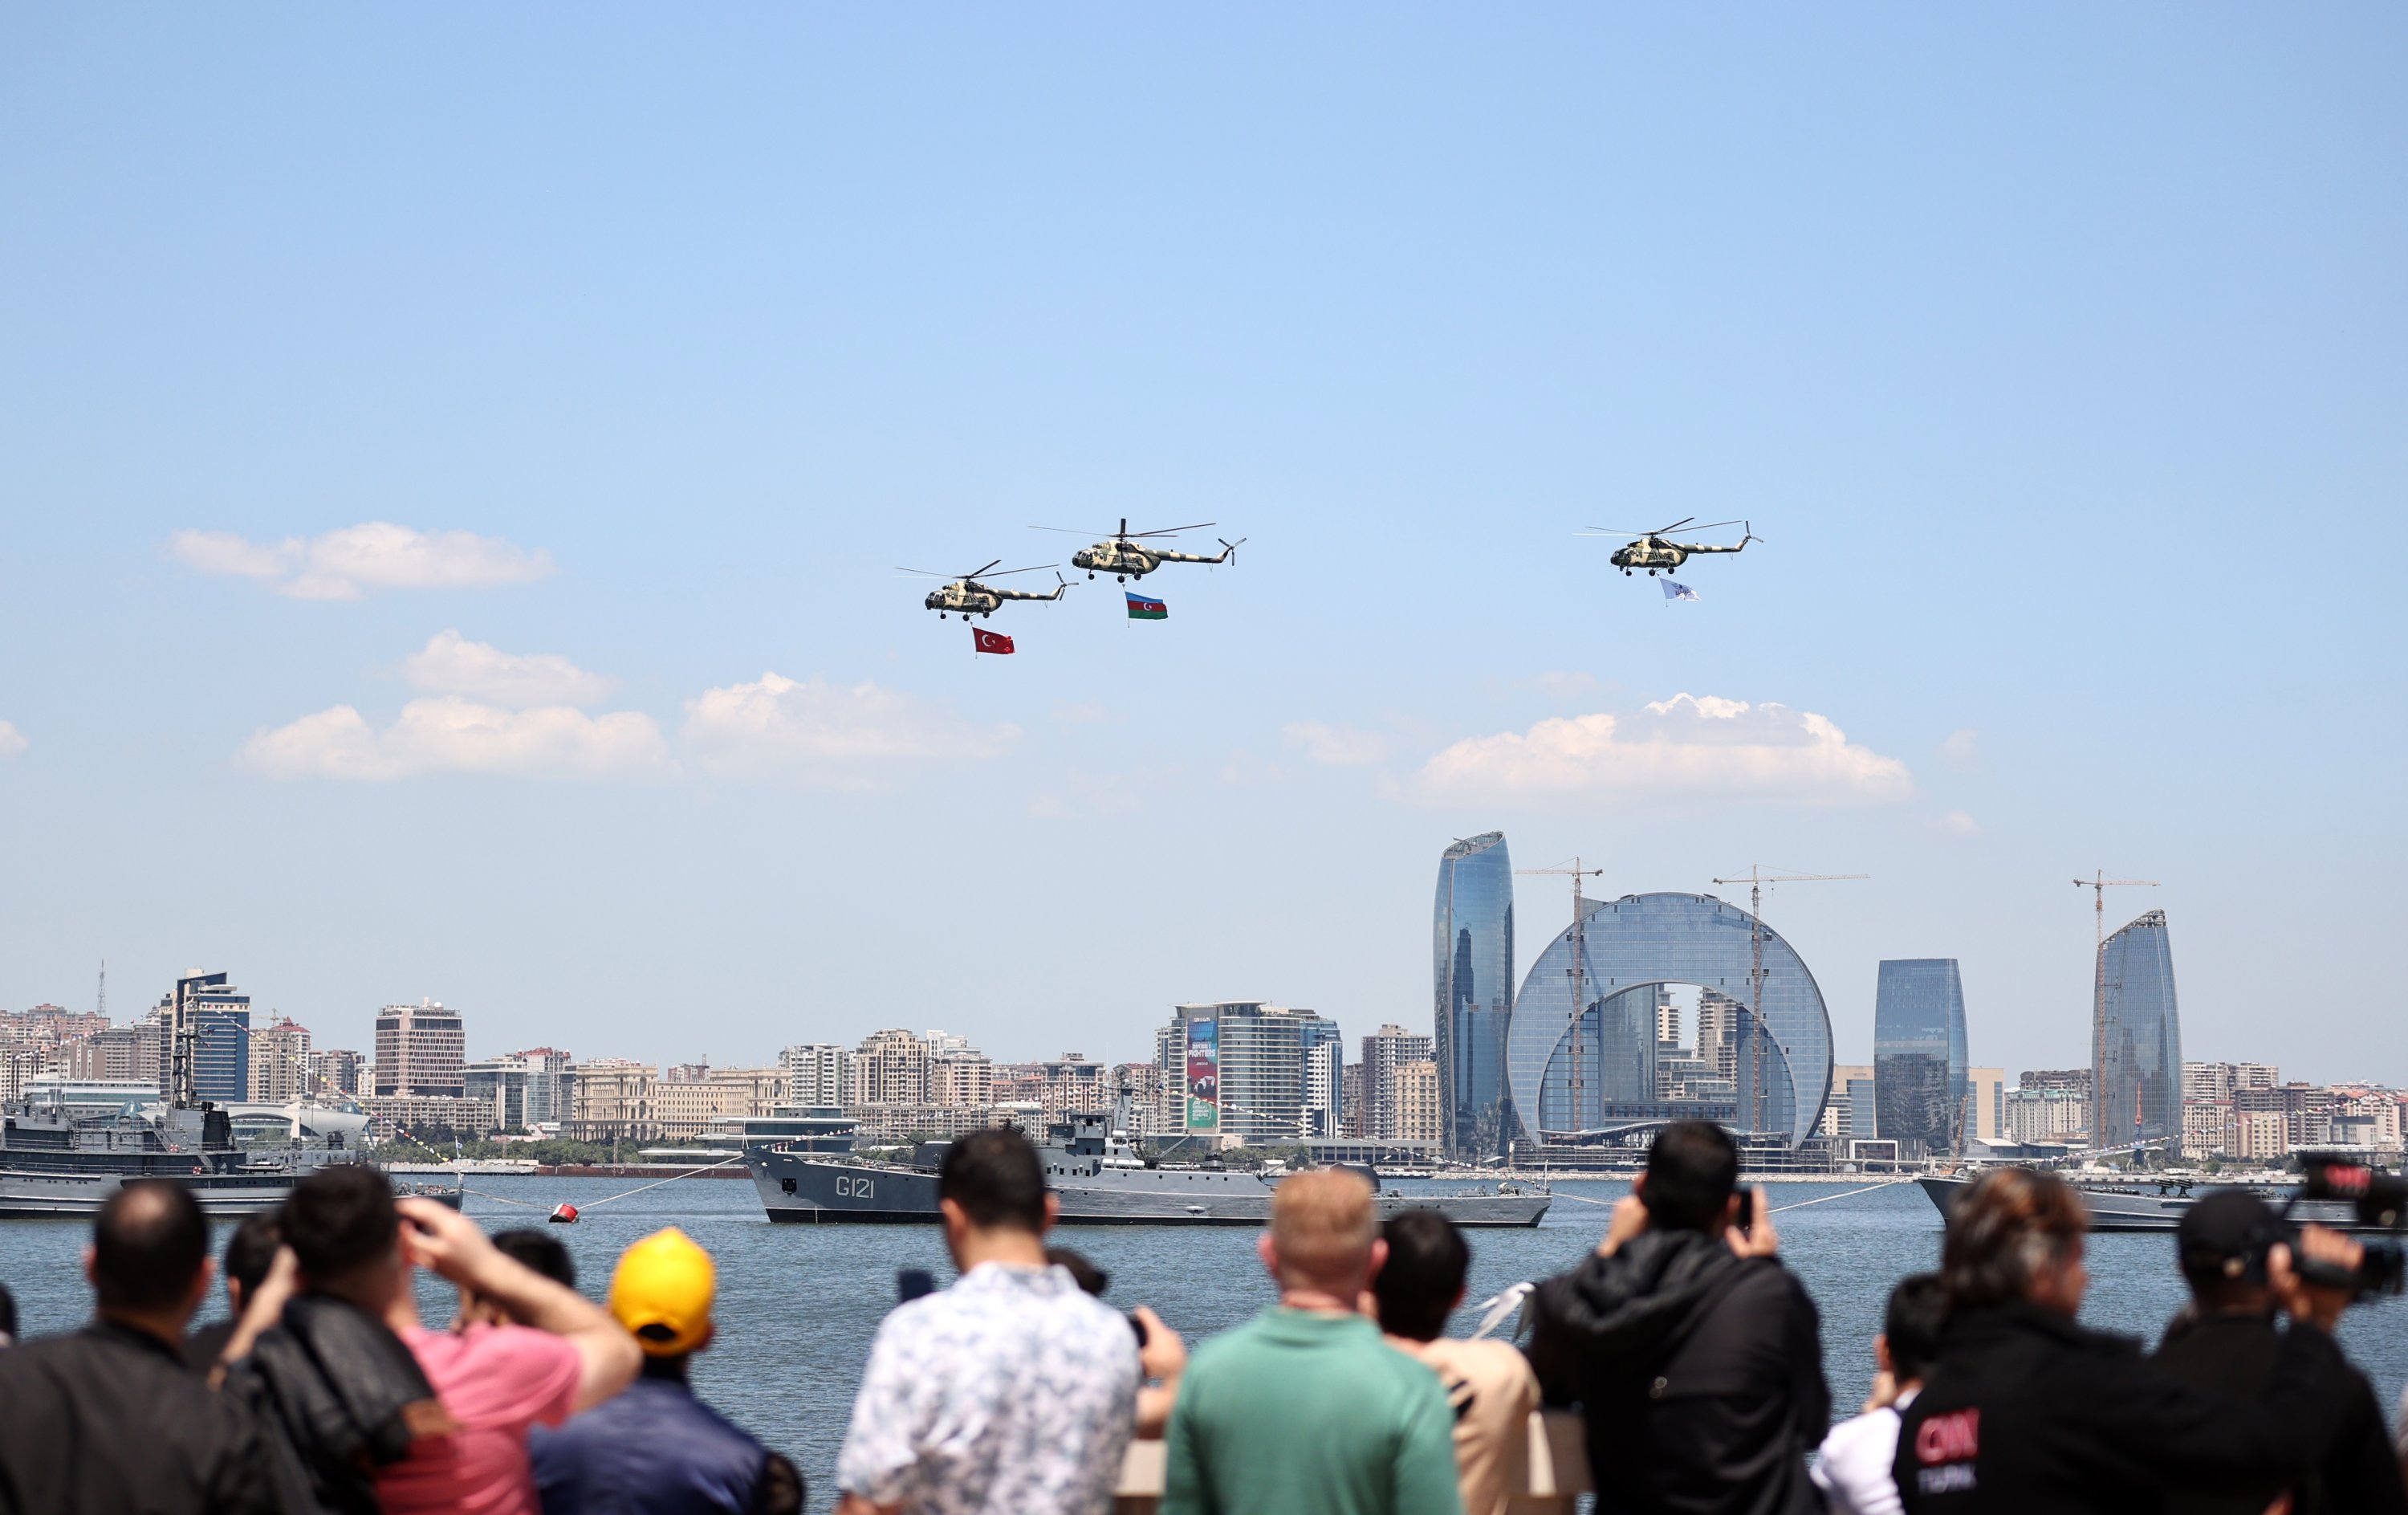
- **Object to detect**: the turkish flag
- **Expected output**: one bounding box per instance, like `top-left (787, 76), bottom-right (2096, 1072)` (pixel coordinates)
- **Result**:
top-left (972, 627), bottom-right (1015, 655)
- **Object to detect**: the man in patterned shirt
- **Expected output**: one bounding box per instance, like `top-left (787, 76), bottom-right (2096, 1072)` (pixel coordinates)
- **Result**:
top-left (835, 1127), bottom-right (1142, 1515)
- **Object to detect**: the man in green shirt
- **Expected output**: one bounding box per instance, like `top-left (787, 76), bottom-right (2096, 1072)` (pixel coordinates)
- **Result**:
top-left (1161, 1170), bottom-right (1465, 1515)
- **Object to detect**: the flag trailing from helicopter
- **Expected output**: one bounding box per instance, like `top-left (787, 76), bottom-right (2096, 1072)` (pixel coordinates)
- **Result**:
top-left (1125, 592), bottom-right (1168, 620)
top-left (971, 627), bottom-right (1015, 654)
top-left (1661, 579), bottom-right (1700, 602)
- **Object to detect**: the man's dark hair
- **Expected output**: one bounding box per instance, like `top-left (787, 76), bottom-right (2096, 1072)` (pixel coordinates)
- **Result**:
top-left (1374, 1208), bottom-right (1470, 1343)
top-left (1881, 1273), bottom-right (1947, 1383)
top-left (92, 1179), bottom-right (209, 1313)
top-left (1639, 1121), bottom-right (1740, 1232)
top-left (223, 1211), bottom-right (283, 1300)
top-left (938, 1127), bottom-right (1047, 1232)
top-left (281, 1164), bottom-right (399, 1285)
top-left (491, 1228), bottom-right (576, 1288)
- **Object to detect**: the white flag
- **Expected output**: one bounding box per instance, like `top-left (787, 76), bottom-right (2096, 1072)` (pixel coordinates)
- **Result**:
top-left (1662, 579), bottom-right (1699, 602)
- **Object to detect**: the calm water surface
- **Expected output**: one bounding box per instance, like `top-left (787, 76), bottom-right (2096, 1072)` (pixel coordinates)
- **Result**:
top-left (3, 1175), bottom-right (2402, 1512)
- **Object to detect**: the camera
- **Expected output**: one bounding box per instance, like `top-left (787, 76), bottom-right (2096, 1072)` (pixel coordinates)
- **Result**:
top-left (2284, 1155), bottom-right (2407, 1297)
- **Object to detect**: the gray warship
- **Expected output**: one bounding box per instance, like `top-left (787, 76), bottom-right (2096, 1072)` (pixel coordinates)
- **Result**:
top-left (743, 1114), bottom-right (1551, 1228)
top-left (1915, 1171), bottom-right (2376, 1233)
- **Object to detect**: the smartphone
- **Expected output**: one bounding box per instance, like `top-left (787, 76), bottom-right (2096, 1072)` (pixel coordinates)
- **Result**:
top-left (1127, 1310), bottom-right (1149, 1348)
top-left (896, 1268), bottom-right (937, 1304)
top-left (1735, 1188), bottom-right (1757, 1237)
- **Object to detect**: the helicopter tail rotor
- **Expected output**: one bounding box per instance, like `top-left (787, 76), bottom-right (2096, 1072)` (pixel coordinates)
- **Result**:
top-left (1218, 536), bottom-right (1246, 563)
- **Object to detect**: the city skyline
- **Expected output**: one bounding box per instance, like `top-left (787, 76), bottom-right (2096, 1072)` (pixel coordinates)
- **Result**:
top-left (2, 9), bottom-right (2402, 1085)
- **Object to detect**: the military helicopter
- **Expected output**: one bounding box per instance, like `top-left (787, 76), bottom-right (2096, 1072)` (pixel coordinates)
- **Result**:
top-left (1028, 519), bottom-right (1247, 581)
top-left (895, 560), bottom-right (1071, 618)
top-left (1580, 518), bottom-right (1759, 576)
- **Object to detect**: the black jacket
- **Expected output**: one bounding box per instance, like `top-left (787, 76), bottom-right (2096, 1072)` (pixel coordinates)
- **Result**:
top-left (1896, 1299), bottom-right (2364, 1513)
top-left (2153, 1309), bottom-right (2408, 1515)
top-left (0, 1319), bottom-right (277, 1515)
top-left (224, 1294), bottom-right (445, 1515)
top-left (1528, 1228), bottom-right (1829, 1515)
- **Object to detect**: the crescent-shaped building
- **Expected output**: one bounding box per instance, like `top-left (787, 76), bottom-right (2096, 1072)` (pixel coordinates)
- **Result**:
top-left (1504, 891), bottom-right (1833, 1149)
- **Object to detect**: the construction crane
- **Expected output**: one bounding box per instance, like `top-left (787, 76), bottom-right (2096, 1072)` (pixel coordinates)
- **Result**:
top-left (2074, 872), bottom-right (2158, 1144)
top-left (1518, 858), bottom-right (1605, 1139)
top-left (1710, 866), bottom-right (1869, 1134)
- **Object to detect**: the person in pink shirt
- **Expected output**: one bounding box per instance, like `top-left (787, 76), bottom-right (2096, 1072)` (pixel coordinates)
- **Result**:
top-left (238, 1167), bottom-right (641, 1515)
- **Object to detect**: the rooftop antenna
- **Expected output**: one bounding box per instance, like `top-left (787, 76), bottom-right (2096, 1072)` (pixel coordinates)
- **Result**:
top-left (1710, 867), bottom-right (1868, 1135)
top-left (96, 959), bottom-right (106, 1021)
top-left (2073, 872), bottom-right (2158, 1143)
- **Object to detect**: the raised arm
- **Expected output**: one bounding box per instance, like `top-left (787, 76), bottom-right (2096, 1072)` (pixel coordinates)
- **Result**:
top-left (396, 1197), bottom-right (640, 1411)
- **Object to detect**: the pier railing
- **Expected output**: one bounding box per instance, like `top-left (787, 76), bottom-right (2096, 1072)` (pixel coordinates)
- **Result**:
top-left (1113, 1408), bottom-right (1592, 1512)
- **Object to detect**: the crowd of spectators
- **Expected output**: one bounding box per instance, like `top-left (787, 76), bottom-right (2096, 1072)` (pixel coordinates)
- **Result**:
top-left (0, 1118), bottom-right (2403, 1515)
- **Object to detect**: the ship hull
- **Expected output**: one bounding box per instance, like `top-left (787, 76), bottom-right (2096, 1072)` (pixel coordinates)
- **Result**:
top-left (1916, 1174), bottom-right (2372, 1233)
top-left (0, 1166), bottom-right (298, 1218)
top-left (749, 1152), bottom-right (1548, 1228)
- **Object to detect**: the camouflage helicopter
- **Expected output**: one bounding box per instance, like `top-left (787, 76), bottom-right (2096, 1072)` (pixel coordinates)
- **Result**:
top-left (895, 560), bottom-right (1071, 618)
top-left (1029, 519), bottom-right (1247, 581)
top-left (1580, 517), bottom-right (1759, 576)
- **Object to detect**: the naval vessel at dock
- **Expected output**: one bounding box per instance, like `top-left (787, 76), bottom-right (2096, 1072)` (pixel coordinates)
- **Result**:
top-left (742, 1114), bottom-right (1552, 1228)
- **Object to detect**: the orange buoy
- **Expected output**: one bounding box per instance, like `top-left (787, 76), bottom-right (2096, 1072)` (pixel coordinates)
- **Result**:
top-left (549, 1203), bottom-right (580, 1224)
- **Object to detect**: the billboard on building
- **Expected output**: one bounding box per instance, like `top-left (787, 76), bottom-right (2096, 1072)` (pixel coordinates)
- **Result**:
top-left (1185, 1016), bottom-right (1220, 1133)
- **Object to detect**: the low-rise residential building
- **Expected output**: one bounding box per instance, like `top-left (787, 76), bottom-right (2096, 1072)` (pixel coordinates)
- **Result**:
top-left (657, 1063), bottom-right (787, 1140)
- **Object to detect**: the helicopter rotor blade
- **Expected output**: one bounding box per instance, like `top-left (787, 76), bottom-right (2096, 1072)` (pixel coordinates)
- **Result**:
top-left (893, 567), bottom-right (952, 577)
top-left (1676, 519), bottom-right (1744, 534)
top-left (1125, 520), bottom-right (1217, 538)
top-left (965, 560), bottom-right (1004, 579)
top-left (977, 563), bottom-right (1060, 578)
top-left (1651, 516), bottom-right (1698, 535)
top-left (1027, 525), bottom-right (1108, 536)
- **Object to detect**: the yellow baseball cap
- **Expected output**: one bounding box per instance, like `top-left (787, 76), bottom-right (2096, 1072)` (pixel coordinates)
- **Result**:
top-left (608, 1227), bottom-right (716, 1357)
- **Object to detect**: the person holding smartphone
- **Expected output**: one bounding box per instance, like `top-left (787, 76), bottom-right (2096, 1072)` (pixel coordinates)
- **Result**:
top-left (1526, 1121), bottom-right (1829, 1515)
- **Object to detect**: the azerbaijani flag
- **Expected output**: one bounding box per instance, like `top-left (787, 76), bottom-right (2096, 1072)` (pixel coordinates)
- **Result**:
top-left (1125, 591), bottom-right (1168, 620)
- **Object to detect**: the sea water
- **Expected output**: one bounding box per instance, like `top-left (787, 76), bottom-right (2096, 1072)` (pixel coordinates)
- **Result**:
top-left (2, 1176), bottom-right (2402, 1512)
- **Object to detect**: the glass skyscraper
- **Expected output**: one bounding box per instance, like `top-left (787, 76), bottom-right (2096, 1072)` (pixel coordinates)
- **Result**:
top-left (2097, 910), bottom-right (2182, 1148)
top-left (1433, 833), bottom-right (1514, 1159)
top-left (1873, 958), bottom-right (1967, 1159)
top-left (1503, 891), bottom-right (1833, 1149)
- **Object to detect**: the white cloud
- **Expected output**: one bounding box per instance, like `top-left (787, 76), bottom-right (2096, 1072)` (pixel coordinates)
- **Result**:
top-left (1411, 692), bottom-right (1914, 808)
top-left (1935, 808), bottom-right (1983, 837)
top-left (681, 672), bottom-right (1017, 784)
top-left (1284, 721), bottom-right (1394, 768)
top-left (239, 699), bottom-right (669, 780)
top-left (404, 630), bottom-right (616, 708)
top-left (0, 721), bottom-right (25, 758)
top-left (1940, 728), bottom-right (1982, 772)
top-left (169, 523), bottom-right (555, 600)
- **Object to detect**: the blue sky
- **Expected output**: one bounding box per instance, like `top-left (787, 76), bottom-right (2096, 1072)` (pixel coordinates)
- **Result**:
top-left (3, 6), bottom-right (2402, 1083)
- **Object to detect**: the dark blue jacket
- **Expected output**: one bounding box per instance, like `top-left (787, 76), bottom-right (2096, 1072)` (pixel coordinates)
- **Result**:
top-left (531, 1375), bottom-right (772, 1515)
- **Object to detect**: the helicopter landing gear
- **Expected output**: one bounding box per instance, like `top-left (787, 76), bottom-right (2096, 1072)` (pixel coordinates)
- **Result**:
top-left (1648, 569), bottom-right (1658, 576)
top-left (1088, 572), bottom-right (1096, 579)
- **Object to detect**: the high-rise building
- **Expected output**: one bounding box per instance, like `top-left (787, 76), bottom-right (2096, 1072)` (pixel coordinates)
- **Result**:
top-left (152, 971), bottom-right (253, 1103)
top-left (848, 1028), bottom-right (937, 1108)
top-left (58, 1026), bottom-right (161, 1085)
top-left (1112, 1062), bottom-right (1169, 1137)
top-left (566, 1060), bottom-right (658, 1142)
top-left (1873, 959), bottom-right (1969, 1159)
top-left (1360, 1025), bottom-right (1434, 1142)
top-left (657, 1063), bottom-right (788, 1140)
top-left (2096, 911), bottom-right (2182, 1148)
top-left (1393, 1060), bottom-right (1442, 1143)
top-left (1967, 1066), bottom-right (2006, 1144)
top-left (1824, 1064), bottom-right (1877, 1138)
top-left (465, 1049), bottom-right (574, 1130)
top-left (779, 1044), bottom-right (850, 1108)
top-left (1433, 833), bottom-right (1515, 1159)
top-left (308, 1048), bottom-right (367, 1100)
top-left (248, 1018), bottom-right (313, 1103)
top-left (374, 1000), bottom-right (466, 1098)
top-left (933, 1049), bottom-right (998, 1110)
top-left (1504, 893), bottom-right (1834, 1150)
top-left (1165, 1002), bottom-right (1342, 1146)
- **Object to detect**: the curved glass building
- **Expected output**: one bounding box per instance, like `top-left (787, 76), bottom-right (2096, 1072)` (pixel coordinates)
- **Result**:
top-left (1504, 892), bottom-right (1832, 1149)
top-left (2097, 910), bottom-right (2182, 1148)
top-left (1873, 959), bottom-right (1967, 1158)
top-left (1433, 833), bottom-right (1515, 1158)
